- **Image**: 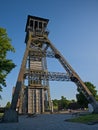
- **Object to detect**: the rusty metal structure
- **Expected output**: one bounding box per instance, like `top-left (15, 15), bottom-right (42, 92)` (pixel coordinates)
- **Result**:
top-left (3, 15), bottom-right (98, 122)
top-left (16, 16), bottom-right (52, 114)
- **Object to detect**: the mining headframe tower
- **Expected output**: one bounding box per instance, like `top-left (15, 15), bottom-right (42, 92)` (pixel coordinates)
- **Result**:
top-left (2, 15), bottom-right (98, 122)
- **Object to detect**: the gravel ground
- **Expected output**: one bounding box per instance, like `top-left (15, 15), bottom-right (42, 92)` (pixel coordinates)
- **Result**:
top-left (0, 114), bottom-right (98, 130)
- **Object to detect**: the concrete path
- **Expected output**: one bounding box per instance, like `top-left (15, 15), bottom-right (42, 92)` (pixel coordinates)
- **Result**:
top-left (0, 114), bottom-right (98, 130)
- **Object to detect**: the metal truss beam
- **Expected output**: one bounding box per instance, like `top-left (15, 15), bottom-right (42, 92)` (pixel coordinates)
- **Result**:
top-left (29, 49), bottom-right (55, 58)
top-left (24, 70), bottom-right (70, 81)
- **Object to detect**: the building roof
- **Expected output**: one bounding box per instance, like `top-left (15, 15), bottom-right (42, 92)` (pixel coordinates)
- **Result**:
top-left (28, 15), bottom-right (49, 22)
top-left (25, 15), bottom-right (49, 32)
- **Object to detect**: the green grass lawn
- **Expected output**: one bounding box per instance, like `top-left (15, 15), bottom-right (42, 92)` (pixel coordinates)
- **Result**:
top-left (68, 114), bottom-right (98, 124)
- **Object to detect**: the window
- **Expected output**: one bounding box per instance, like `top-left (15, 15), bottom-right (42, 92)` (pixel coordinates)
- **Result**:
top-left (35, 21), bottom-right (38, 29)
top-left (44, 23), bottom-right (47, 28)
top-left (30, 20), bottom-right (33, 28)
top-left (39, 22), bottom-right (42, 29)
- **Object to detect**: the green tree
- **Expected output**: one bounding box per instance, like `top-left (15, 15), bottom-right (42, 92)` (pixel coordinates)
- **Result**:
top-left (0, 27), bottom-right (15, 92)
top-left (52, 99), bottom-right (58, 107)
top-left (52, 97), bottom-right (73, 110)
top-left (52, 99), bottom-right (59, 110)
top-left (76, 82), bottom-right (98, 108)
top-left (58, 96), bottom-right (70, 110)
top-left (5, 101), bottom-right (11, 108)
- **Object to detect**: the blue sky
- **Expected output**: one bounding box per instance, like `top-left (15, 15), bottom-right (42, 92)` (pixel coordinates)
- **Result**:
top-left (0, 0), bottom-right (98, 106)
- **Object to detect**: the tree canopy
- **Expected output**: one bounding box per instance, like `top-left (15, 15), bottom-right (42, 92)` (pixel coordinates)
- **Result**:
top-left (52, 96), bottom-right (72, 110)
top-left (5, 101), bottom-right (11, 108)
top-left (52, 82), bottom-right (98, 110)
top-left (76, 82), bottom-right (98, 108)
top-left (0, 27), bottom-right (15, 93)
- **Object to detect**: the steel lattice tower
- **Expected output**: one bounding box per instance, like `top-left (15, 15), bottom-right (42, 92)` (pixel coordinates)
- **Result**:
top-left (2, 15), bottom-right (98, 122)
top-left (17, 16), bottom-right (52, 114)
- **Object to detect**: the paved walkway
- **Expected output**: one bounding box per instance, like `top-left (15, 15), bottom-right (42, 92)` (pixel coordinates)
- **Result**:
top-left (0, 114), bottom-right (98, 130)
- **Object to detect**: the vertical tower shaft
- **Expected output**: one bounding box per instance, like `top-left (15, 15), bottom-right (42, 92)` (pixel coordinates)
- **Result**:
top-left (13, 15), bottom-right (51, 114)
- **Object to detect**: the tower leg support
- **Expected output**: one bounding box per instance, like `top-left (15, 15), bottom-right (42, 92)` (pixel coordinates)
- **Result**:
top-left (2, 109), bottom-right (18, 122)
top-left (88, 103), bottom-right (98, 113)
top-left (93, 103), bottom-right (98, 113)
